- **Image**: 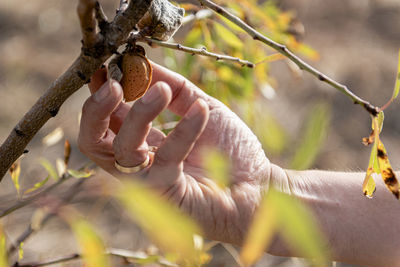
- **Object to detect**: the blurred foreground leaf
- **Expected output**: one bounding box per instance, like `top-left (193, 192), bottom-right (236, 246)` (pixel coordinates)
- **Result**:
top-left (69, 218), bottom-right (110, 267)
top-left (203, 148), bottom-right (230, 188)
top-left (240, 190), bottom-right (328, 266)
top-left (290, 103), bottom-right (330, 170)
top-left (39, 158), bottom-right (58, 180)
top-left (0, 225), bottom-right (7, 267)
top-left (116, 180), bottom-right (205, 265)
top-left (23, 176), bottom-right (49, 195)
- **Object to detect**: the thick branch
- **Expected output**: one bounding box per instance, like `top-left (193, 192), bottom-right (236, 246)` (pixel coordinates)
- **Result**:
top-left (133, 35), bottom-right (254, 68)
top-left (0, 0), bottom-right (153, 180)
top-left (198, 0), bottom-right (379, 116)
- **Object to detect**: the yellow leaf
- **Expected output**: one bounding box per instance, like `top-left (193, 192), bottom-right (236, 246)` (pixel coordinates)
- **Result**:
top-left (23, 176), bottom-right (50, 195)
top-left (18, 242), bottom-right (24, 261)
top-left (363, 118), bottom-right (379, 198)
top-left (9, 159), bottom-right (21, 196)
top-left (240, 194), bottom-right (277, 266)
top-left (70, 218), bottom-right (110, 267)
top-left (0, 225), bottom-right (7, 267)
top-left (377, 140), bottom-right (400, 199)
top-left (213, 23), bottom-right (243, 50)
top-left (116, 180), bottom-right (203, 265)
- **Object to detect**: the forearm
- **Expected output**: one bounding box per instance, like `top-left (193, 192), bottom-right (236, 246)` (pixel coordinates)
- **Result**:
top-left (269, 164), bottom-right (400, 266)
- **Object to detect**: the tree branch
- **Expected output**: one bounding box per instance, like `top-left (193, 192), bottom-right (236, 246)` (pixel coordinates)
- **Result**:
top-left (197, 0), bottom-right (380, 116)
top-left (77, 0), bottom-right (98, 48)
top-left (133, 35), bottom-right (254, 68)
top-left (7, 179), bottom-right (87, 256)
top-left (0, 0), bottom-right (154, 180)
top-left (0, 162), bottom-right (95, 219)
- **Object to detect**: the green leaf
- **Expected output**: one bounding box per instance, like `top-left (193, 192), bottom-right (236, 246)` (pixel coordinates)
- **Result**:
top-left (70, 218), bottom-right (110, 267)
top-left (116, 180), bottom-right (203, 265)
top-left (213, 23), bottom-right (243, 50)
top-left (290, 103), bottom-right (330, 170)
top-left (392, 48), bottom-right (400, 100)
top-left (0, 225), bottom-right (7, 267)
top-left (39, 159), bottom-right (58, 181)
top-left (67, 169), bottom-right (95, 179)
top-left (271, 190), bottom-right (328, 266)
top-left (23, 176), bottom-right (50, 195)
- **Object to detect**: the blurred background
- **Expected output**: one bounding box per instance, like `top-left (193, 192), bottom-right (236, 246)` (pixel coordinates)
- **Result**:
top-left (0, 0), bottom-right (399, 266)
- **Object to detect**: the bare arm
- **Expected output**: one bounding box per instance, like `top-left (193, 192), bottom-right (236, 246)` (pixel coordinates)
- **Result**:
top-left (270, 165), bottom-right (400, 266)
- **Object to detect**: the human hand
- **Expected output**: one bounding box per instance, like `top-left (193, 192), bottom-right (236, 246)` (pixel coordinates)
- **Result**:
top-left (78, 63), bottom-right (280, 244)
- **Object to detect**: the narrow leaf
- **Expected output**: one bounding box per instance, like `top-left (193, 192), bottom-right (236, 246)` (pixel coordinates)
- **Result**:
top-left (290, 103), bottom-right (330, 170)
top-left (39, 159), bottom-right (58, 180)
top-left (392, 48), bottom-right (400, 100)
top-left (240, 194), bottom-right (277, 266)
top-left (70, 218), bottom-right (110, 267)
top-left (23, 176), bottom-right (50, 195)
top-left (9, 160), bottom-right (21, 196)
top-left (362, 118), bottom-right (379, 198)
top-left (67, 169), bottom-right (95, 179)
top-left (271, 190), bottom-right (328, 266)
top-left (377, 140), bottom-right (400, 199)
top-left (42, 127), bottom-right (64, 147)
top-left (116, 181), bottom-right (202, 264)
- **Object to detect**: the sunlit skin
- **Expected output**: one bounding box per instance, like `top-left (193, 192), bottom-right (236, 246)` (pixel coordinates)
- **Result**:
top-left (78, 62), bottom-right (400, 267)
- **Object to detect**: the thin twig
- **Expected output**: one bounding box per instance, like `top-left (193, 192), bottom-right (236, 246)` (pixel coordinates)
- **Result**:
top-left (197, 0), bottom-right (379, 116)
top-left (132, 35), bottom-right (255, 68)
top-left (7, 179), bottom-right (87, 256)
top-left (77, 0), bottom-right (98, 48)
top-left (14, 253), bottom-right (80, 267)
top-left (15, 248), bottom-right (178, 267)
top-left (182, 9), bottom-right (213, 25)
top-left (0, 0), bottom-right (153, 180)
top-left (0, 162), bottom-right (94, 219)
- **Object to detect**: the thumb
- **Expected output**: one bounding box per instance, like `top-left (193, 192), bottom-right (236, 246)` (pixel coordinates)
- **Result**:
top-left (79, 80), bottom-right (123, 144)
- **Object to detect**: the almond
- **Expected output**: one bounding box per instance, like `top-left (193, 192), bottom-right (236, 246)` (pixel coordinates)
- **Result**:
top-left (120, 49), bottom-right (153, 102)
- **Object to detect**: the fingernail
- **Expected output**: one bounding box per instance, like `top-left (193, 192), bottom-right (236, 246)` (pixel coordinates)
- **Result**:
top-left (93, 81), bottom-right (111, 102)
top-left (186, 99), bottom-right (205, 118)
top-left (141, 87), bottom-right (158, 104)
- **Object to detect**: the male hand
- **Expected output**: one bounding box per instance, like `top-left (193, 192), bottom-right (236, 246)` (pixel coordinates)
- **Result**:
top-left (78, 63), bottom-right (277, 244)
